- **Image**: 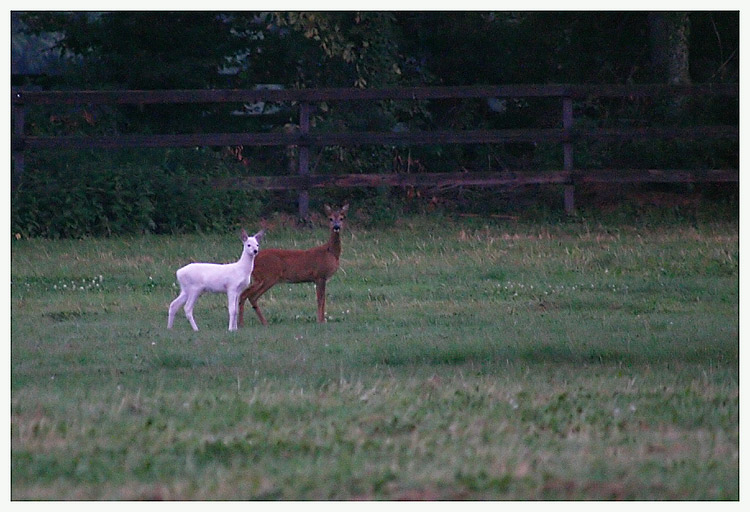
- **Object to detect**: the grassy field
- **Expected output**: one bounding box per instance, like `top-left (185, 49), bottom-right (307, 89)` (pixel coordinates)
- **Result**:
top-left (10, 214), bottom-right (739, 500)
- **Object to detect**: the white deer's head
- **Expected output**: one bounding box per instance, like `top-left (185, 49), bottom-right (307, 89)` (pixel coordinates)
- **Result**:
top-left (241, 228), bottom-right (265, 256)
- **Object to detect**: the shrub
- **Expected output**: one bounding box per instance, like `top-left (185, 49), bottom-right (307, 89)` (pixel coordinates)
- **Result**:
top-left (11, 148), bottom-right (266, 238)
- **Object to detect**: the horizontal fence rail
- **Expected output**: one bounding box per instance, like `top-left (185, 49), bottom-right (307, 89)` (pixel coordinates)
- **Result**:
top-left (12, 84), bottom-right (739, 217)
top-left (14, 129), bottom-right (567, 151)
top-left (12, 83), bottom-right (738, 104)
top-left (214, 169), bottom-right (739, 192)
top-left (13, 126), bottom-right (739, 152)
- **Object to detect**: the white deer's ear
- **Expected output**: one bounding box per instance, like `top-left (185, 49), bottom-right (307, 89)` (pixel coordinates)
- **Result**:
top-left (253, 229), bottom-right (265, 241)
top-left (240, 228), bottom-right (249, 242)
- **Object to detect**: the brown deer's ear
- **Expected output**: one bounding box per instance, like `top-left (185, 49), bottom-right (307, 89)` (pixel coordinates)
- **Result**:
top-left (340, 203), bottom-right (349, 215)
top-left (324, 204), bottom-right (333, 216)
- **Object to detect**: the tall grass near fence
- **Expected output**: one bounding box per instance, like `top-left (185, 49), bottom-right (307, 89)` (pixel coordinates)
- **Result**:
top-left (11, 216), bottom-right (738, 499)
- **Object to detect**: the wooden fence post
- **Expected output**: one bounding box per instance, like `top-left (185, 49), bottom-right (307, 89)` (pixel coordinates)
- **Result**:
top-left (12, 96), bottom-right (25, 192)
top-left (298, 102), bottom-right (311, 220)
top-left (562, 96), bottom-right (575, 214)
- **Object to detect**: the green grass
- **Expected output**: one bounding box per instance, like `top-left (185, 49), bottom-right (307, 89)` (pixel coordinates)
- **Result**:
top-left (11, 216), bottom-right (738, 499)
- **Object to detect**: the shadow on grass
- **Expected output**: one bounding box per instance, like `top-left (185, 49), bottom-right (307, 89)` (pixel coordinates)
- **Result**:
top-left (359, 339), bottom-right (738, 368)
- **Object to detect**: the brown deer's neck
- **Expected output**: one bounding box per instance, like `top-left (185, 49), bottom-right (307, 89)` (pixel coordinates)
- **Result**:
top-left (327, 230), bottom-right (342, 259)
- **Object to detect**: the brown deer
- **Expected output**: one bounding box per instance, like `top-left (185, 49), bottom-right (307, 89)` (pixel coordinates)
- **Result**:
top-left (238, 204), bottom-right (348, 327)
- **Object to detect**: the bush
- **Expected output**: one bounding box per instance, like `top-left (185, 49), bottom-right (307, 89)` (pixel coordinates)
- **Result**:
top-left (12, 148), bottom-right (266, 238)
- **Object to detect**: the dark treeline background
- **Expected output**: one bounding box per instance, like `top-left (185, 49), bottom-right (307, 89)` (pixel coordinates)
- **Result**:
top-left (12, 12), bottom-right (739, 237)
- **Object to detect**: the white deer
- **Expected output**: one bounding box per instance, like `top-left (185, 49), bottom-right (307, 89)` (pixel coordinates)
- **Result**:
top-left (168, 229), bottom-right (265, 331)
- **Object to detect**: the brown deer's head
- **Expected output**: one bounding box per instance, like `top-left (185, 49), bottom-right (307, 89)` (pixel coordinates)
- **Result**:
top-left (324, 204), bottom-right (349, 233)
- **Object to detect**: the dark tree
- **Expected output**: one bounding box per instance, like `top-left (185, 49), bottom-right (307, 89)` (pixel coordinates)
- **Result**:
top-left (648, 12), bottom-right (691, 84)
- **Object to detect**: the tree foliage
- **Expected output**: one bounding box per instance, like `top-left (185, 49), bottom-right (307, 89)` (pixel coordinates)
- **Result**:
top-left (21, 12), bottom-right (737, 89)
top-left (13, 12), bottom-right (739, 237)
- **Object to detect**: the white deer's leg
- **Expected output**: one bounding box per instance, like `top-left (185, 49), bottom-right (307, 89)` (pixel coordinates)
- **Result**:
top-left (184, 293), bottom-right (200, 331)
top-left (168, 291), bottom-right (188, 329)
top-left (227, 291), bottom-right (239, 331)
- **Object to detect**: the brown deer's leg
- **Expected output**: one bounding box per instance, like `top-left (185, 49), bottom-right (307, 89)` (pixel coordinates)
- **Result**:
top-left (238, 283), bottom-right (259, 328)
top-left (251, 299), bottom-right (269, 326)
top-left (315, 279), bottom-right (327, 323)
top-left (241, 278), bottom-right (278, 326)
top-left (238, 284), bottom-right (258, 328)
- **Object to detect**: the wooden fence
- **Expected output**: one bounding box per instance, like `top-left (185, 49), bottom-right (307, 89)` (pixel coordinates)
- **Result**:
top-left (12, 84), bottom-right (738, 217)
